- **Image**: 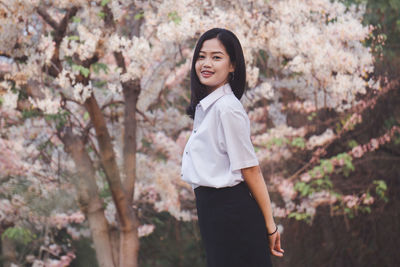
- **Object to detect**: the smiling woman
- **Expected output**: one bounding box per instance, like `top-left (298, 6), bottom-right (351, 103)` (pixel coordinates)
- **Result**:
top-left (186, 28), bottom-right (247, 120)
top-left (181, 28), bottom-right (284, 267)
top-left (195, 38), bottom-right (235, 93)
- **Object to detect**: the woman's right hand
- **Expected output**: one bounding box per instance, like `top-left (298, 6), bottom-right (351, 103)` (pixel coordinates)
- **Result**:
top-left (268, 230), bottom-right (284, 257)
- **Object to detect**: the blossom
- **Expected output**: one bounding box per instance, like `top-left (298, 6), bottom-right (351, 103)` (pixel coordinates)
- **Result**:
top-left (138, 224), bottom-right (155, 237)
top-left (1, 90), bottom-right (18, 111)
top-left (29, 90), bottom-right (61, 115)
top-left (73, 82), bottom-right (92, 103)
top-left (309, 190), bottom-right (337, 206)
top-left (361, 193), bottom-right (374, 205)
top-left (351, 145), bottom-right (364, 158)
top-left (273, 207), bottom-right (287, 218)
top-left (76, 25), bottom-right (102, 60)
top-left (300, 172), bottom-right (312, 182)
top-left (50, 212), bottom-right (85, 229)
top-left (307, 129), bottom-right (335, 149)
top-left (277, 179), bottom-right (297, 202)
top-left (246, 66), bottom-right (259, 88)
top-left (104, 202), bottom-right (117, 226)
top-left (342, 195), bottom-right (359, 208)
top-left (38, 35), bottom-right (55, 65)
top-left (55, 69), bottom-right (74, 89)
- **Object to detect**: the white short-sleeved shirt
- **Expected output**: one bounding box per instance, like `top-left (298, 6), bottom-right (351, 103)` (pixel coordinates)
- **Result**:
top-left (180, 83), bottom-right (259, 189)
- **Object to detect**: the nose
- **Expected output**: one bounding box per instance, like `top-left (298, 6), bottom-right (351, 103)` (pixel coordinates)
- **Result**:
top-left (203, 57), bottom-right (212, 68)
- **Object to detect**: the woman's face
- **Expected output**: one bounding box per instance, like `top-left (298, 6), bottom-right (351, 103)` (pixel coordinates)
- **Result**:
top-left (195, 38), bottom-right (235, 93)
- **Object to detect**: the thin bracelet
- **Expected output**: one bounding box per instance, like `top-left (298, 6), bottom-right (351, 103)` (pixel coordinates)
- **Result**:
top-left (267, 224), bottom-right (278, 236)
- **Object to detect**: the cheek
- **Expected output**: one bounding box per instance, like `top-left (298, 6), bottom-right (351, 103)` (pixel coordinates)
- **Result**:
top-left (195, 61), bottom-right (201, 73)
top-left (217, 61), bottom-right (231, 75)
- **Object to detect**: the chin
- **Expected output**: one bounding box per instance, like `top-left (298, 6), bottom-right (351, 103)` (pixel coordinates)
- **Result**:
top-left (200, 79), bottom-right (220, 88)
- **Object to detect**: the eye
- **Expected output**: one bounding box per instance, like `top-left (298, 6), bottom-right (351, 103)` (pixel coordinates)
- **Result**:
top-left (213, 56), bottom-right (221, 60)
top-left (198, 55), bottom-right (205, 59)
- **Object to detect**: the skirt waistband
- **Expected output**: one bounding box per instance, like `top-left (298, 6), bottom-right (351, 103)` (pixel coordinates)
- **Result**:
top-left (194, 181), bottom-right (247, 194)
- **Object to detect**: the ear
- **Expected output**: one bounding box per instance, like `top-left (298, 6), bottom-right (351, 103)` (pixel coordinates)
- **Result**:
top-left (229, 61), bottom-right (235, 73)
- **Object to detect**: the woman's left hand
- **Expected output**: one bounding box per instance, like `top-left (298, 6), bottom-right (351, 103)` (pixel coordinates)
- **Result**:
top-left (268, 230), bottom-right (284, 257)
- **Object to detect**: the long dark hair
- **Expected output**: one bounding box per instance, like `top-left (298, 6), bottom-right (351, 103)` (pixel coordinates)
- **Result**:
top-left (186, 28), bottom-right (246, 119)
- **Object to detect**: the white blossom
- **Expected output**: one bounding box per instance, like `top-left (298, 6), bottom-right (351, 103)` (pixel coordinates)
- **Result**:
top-left (73, 82), bottom-right (93, 103)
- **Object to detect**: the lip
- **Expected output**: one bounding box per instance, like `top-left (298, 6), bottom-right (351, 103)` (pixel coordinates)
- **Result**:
top-left (201, 70), bottom-right (214, 78)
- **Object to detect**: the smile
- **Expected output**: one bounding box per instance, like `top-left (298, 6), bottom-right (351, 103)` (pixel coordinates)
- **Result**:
top-left (201, 70), bottom-right (214, 78)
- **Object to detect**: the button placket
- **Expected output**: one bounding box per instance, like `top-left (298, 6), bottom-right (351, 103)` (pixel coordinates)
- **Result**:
top-left (193, 105), bottom-right (205, 135)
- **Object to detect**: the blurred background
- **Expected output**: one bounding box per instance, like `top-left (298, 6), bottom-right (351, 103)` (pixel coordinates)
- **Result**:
top-left (0, 0), bottom-right (399, 266)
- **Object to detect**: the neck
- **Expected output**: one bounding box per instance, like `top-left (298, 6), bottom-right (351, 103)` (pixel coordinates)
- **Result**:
top-left (206, 81), bottom-right (228, 95)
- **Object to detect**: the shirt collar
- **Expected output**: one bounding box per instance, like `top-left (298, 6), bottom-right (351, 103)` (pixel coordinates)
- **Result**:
top-left (199, 83), bottom-right (233, 112)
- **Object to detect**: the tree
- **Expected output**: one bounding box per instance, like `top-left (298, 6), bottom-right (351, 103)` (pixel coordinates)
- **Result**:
top-left (1, 0), bottom-right (397, 266)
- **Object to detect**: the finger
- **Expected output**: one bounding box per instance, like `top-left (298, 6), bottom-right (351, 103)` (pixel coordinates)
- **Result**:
top-left (275, 242), bottom-right (284, 253)
top-left (275, 233), bottom-right (281, 250)
top-left (270, 249), bottom-right (284, 257)
top-left (274, 232), bottom-right (284, 253)
top-left (269, 241), bottom-right (284, 257)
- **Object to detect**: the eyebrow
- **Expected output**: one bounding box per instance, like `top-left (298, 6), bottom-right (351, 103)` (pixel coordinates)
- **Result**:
top-left (199, 50), bottom-right (224, 55)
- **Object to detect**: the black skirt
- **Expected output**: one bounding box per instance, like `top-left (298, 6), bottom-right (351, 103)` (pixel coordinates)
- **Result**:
top-left (194, 181), bottom-right (273, 267)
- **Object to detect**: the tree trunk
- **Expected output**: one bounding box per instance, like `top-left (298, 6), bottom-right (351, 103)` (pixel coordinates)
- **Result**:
top-left (62, 129), bottom-right (115, 267)
top-left (120, 79), bottom-right (141, 267)
top-left (109, 226), bottom-right (120, 267)
top-left (87, 199), bottom-right (116, 267)
top-left (84, 95), bottom-right (140, 267)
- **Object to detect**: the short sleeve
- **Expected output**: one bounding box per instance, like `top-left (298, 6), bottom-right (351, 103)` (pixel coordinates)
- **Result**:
top-left (218, 108), bottom-right (259, 171)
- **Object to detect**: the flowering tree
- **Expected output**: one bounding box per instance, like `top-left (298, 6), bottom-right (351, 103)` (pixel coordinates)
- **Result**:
top-left (1, 0), bottom-right (398, 266)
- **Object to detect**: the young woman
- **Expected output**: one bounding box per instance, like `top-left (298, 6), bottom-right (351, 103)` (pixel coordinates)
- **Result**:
top-left (181, 28), bottom-right (284, 267)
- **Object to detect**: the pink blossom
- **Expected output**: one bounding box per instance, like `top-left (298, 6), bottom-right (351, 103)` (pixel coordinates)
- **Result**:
top-left (69, 212), bottom-right (85, 224)
top-left (48, 244), bottom-right (61, 256)
top-left (175, 131), bottom-right (191, 153)
top-left (165, 61), bottom-right (191, 88)
top-left (45, 259), bottom-right (60, 267)
top-left (361, 193), bottom-right (374, 205)
top-left (343, 114), bottom-right (362, 131)
top-left (370, 138), bottom-right (379, 151)
top-left (138, 224), bottom-right (155, 237)
top-left (273, 207), bottom-right (287, 218)
top-left (277, 180), bottom-right (297, 201)
top-left (309, 191), bottom-right (337, 206)
top-left (307, 129), bottom-right (335, 150)
top-left (32, 260), bottom-right (45, 267)
top-left (351, 145), bottom-right (364, 158)
top-left (300, 172), bottom-right (311, 182)
top-left (342, 195), bottom-right (359, 208)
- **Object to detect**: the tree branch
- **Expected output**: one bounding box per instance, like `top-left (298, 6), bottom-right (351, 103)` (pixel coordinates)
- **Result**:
top-left (121, 79), bottom-right (141, 203)
top-left (36, 6), bottom-right (59, 30)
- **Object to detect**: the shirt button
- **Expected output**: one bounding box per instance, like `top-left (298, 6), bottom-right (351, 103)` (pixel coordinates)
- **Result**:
top-left (185, 151), bottom-right (188, 154)
top-left (194, 129), bottom-right (197, 133)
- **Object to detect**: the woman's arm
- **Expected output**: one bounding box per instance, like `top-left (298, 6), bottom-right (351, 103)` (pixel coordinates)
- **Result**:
top-left (241, 165), bottom-right (284, 257)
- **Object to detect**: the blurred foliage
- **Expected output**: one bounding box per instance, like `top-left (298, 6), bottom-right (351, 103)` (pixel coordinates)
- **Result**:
top-left (138, 210), bottom-right (206, 267)
top-left (70, 237), bottom-right (99, 267)
top-left (65, 210), bottom-right (205, 267)
top-left (274, 153), bottom-right (400, 267)
top-left (1, 227), bottom-right (36, 246)
top-left (341, 0), bottom-right (400, 76)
